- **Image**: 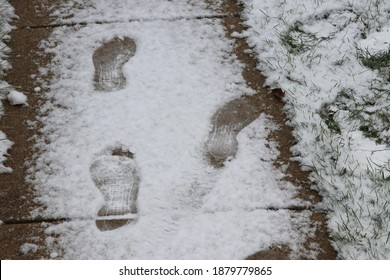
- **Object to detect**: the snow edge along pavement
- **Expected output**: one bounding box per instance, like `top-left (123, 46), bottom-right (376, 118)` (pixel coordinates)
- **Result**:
top-left (0, 0), bottom-right (17, 173)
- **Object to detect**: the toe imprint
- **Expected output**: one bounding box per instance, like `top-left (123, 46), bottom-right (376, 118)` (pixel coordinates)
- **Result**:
top-left (207, 124), bottom-right (237, 160)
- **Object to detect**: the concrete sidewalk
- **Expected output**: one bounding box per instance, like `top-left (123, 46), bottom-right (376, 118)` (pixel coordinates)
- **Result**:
top-left (0, 0), bottom-right (337, 259)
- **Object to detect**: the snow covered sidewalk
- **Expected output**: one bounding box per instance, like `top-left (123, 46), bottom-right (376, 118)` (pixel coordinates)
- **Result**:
top-left (1, 0), bottom-right (336, 259)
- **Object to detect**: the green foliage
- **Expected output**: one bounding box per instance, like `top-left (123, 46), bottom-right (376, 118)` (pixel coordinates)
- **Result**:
top-left (280, 23), bottom-right (321, 54)
top-left (358, 48), bottom-right (390, 82)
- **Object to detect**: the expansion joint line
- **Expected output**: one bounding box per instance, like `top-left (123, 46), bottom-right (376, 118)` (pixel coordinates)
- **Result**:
top-left (2, 206), bottom-right (322, 226)
top-left (19, 13), bottom-right (240, 30)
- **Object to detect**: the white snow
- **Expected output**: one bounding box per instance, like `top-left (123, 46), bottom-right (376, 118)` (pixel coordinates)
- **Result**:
top-left (7, 90), bottom-right (28, 106)
top-left (0, 131), bottom-right (13, 173)
top-left (47, 0), bottom-right (225, 25)
top-left (19, 243), bottom-right (39, 255)
top-left (3, 0), bottom-right (388, 260)
top-left (49, 252), bottom-right (59, 259)
top-left (0, 80), bottom-right (11, 95)
top-left (31, 1), bottom-right (312, 259)
top-left (44, 210), bottom-right (314, 259)
top-left (241, 0), bottom-right (390, 259)
top-left (0, 0), bottom-right (15, 174)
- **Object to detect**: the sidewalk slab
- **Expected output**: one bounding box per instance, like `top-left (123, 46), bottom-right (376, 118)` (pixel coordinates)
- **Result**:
top-left (11, 0), bottom-right (228, 28)
top-left (21, 17), bottom-right (320, 258)
top-left (36, 210), bottom-right (328, 259)
top-left (27, 18), bottom-right (309, 220)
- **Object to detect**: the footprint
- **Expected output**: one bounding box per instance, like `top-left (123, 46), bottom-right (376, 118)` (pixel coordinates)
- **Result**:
top-left (93, 36), bottom-right (136, 92)
top-left (206, 95), bottom-right (263, 167)
top-left (90, 148), bottom-right (140, 231)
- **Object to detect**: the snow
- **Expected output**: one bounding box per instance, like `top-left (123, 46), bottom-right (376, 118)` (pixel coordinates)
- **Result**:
top-left (1, 0), bottom-right (387, 260)
top-left (45, 210), bottom-right (314, 259)
top-left (50, 252), bottom-right (59, 259)
top-left (0, 131), bottom-right (13, 173)
top-left (20, 243), bottom-right (39, 255)
top-left (0, 0), bottom-right (15, 174)
top-left (0, 80), bottom-right (11, 95)
top-left (241, 0), bottom-right (390, 259)
top-left (46, 0), bottom-right (224, 25)
top-left (359, 28), bottom-right (390, 53)
top-left (7, 90), bottom-right (28, 106)
top-left (30, 1), bottom-right (312, 259)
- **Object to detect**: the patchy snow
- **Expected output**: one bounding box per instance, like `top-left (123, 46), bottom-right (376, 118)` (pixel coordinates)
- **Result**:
top-left (31, 1), bottom-right (312, 259)
top-left (359, 28), bottom-right (390, 53)
top-left (0, 0), bottom-right (15, 174)
top-left (241, 0), bottom-right (390, 259)
top-left (0, 80), bottom-right (11, 95)
top-left (7, 90), bottom-right (28, 106)
top-left (45, 210), bottom-right (314, 259)
top-left (19, 243), bottom-right (39, 255)
top-left (0, 131), bottom-right (13, 173)
top-left (45, 0), bottom-right (224, 25)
